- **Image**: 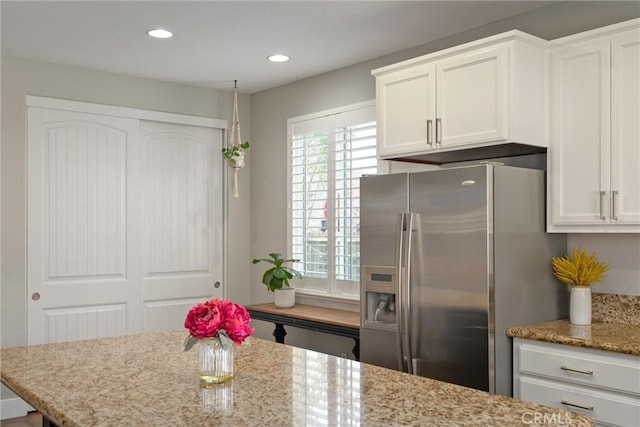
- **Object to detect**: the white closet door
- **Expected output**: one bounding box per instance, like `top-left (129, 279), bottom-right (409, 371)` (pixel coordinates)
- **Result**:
top-left (27, 107), bottom-right (142, 344)
top-left (28, 108), bottom-right (224, 345)
top-left (140, 121), bottom-right (223, 333)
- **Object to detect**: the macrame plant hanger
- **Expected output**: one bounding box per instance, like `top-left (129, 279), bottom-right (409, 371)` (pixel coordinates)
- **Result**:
top-left (227, 80), bottom-right (246, 198)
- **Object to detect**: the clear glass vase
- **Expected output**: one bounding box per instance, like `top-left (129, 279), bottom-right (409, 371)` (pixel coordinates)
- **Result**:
top-left (201, 381), bottom-right (234, 414)
top-left (199, 338), bottom-right (233, 384)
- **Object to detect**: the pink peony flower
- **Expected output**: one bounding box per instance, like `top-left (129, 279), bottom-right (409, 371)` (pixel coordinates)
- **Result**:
top-left (184, 299), bottom-right (254, 347)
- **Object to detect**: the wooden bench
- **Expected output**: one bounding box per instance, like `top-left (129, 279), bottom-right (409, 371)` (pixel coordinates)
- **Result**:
top-left (246, 303), bottom-right (360, 360)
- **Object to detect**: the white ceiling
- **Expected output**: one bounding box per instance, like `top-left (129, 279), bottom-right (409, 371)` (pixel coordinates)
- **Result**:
top-left (1, 1), bottom-right (556, 94)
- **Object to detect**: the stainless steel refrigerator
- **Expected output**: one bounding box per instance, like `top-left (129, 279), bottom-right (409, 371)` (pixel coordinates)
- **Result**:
top-left (359, 164), bottom-right (566, 397)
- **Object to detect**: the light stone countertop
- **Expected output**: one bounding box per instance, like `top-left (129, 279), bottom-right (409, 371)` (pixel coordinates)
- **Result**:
top-left (507, 319), bottom-right (640, 356)
top-left (1, 331), bottom-right (595, 426)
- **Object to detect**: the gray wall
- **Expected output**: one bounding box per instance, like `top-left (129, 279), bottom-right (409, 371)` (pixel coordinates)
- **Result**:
top-left (249, 1), bottom-right (640, 354)
top-left (0, 57), bottom-right (252, 350)
top-left (569, 234), bottom-right (640, 296)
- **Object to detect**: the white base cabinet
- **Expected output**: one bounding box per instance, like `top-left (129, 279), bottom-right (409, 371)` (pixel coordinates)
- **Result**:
top-left (548, 19), bottom-right (640, 232)
top-left (513, 338), bottom-right (640, 427)
top-left (373, 31), bottom-right (547, 161)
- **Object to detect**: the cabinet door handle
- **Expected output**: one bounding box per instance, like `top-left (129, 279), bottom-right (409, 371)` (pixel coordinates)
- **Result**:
top-left (599, 191), bottom-right (607, 221)
top-left (427, 120), bottom-right (433, 146)
top-left (612, 190), bottom-right (619, 221)
top-left (560, 365), bottom-right (593, 375)
top-left (561, 400), bottom-right (593, 411)
top-left (436, 118), bottom-right (442, 145)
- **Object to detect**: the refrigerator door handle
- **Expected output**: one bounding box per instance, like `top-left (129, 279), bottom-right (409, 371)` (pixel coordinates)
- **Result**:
top-left (395, 213), bottom-right (406, 371)
top-left (403, 212), bottom-right (415, 375)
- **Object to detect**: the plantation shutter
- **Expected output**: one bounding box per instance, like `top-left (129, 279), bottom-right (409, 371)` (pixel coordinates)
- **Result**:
top-left (289, 104), bottom-right (376, 297)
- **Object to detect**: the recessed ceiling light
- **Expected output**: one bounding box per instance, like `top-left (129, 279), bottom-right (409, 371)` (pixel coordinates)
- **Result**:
top-left (147, 29), bottom-right (173, 39)
top-left (267, 54), bottom-right (290, 63)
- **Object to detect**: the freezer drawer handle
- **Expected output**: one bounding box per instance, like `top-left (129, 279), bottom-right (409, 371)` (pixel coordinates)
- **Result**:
top-left (560, 365), bottom-right (593, 375)
top-left (561, 400), bottom-right (593, 411)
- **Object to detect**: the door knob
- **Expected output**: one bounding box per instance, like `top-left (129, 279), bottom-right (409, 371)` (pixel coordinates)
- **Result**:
top-left (214, 281), bottom-right (221, 289)
top-left (31, 292), bottom-right (41, 301)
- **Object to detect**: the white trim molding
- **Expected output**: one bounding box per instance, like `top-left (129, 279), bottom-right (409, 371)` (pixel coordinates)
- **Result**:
top-left (1, 397), bottom-right (34, 420)
top-left (26, 95), bottom-right (227, 129)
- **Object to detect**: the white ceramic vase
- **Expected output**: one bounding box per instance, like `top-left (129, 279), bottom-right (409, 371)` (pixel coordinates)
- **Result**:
top-left (569, 286), bottom-right (592, 325)
top-left (274, 287), bottom-right (295, 308)
top-left (229, 149), bottom-right (245, 169)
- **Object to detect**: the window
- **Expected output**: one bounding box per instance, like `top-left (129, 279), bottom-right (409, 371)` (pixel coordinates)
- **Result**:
top-left (288, 102), bottom-right (377, 299)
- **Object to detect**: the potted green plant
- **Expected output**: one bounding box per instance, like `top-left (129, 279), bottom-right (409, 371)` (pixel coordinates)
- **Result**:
top-left (222, 142), bottom-right (249, 198)
top-left (252, 253), bottom-right (303, 308)
top-left (222, 141), bottom-right (250, 169)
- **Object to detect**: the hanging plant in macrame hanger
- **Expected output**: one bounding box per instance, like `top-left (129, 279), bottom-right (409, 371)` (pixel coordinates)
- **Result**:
top-left (222, 80), bottom-right (249, 198)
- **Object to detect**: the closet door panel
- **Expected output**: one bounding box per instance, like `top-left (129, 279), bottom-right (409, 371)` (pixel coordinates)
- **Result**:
top-left (27, 107), bottom-right (141, 344)
top-left (140, 120), bottom-right (224, 333)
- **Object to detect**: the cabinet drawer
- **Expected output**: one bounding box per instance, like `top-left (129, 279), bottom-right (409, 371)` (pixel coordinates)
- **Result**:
top-left (519, 376), bottom-right (640, 427)
top-left (518, 342), bottom-right (640, 395)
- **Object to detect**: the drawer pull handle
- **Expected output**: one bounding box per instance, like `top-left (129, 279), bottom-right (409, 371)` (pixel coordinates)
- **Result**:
top-left (561, 400), bottom-right (593, 411)
top-left (560, 366), bottom-right (593, 375)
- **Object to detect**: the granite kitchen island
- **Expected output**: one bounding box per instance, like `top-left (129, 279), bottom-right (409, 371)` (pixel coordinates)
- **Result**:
top-left (1, 331), bottom-right (594, 426)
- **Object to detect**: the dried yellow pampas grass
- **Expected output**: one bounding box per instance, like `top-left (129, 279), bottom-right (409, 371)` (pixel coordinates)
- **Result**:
top-left (552, 247), bottom-right (609, 287)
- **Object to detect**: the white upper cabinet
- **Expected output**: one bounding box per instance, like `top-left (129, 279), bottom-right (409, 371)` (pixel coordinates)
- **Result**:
top-left (548, 19), bottom-right (640, 232)
top-left (373, 31), bottom-right (548, 161)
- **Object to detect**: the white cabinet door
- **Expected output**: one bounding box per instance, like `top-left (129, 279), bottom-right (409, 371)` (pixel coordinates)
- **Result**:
top-left (140, 121), bottom-right (223, 333)
top-left (376, 63), bottom-right (436, 157)
top-left (610, 30), bottom-right (640, 225)
top-left (436, 46), bottom-right (509, 147)
top-left (549, 39), bottom-right (611, 226)
top-left (27, 108), bottom-right (142, 344)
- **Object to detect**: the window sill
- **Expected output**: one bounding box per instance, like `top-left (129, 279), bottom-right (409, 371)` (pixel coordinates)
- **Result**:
top-left (294, 289), bottom-right (359, 313)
